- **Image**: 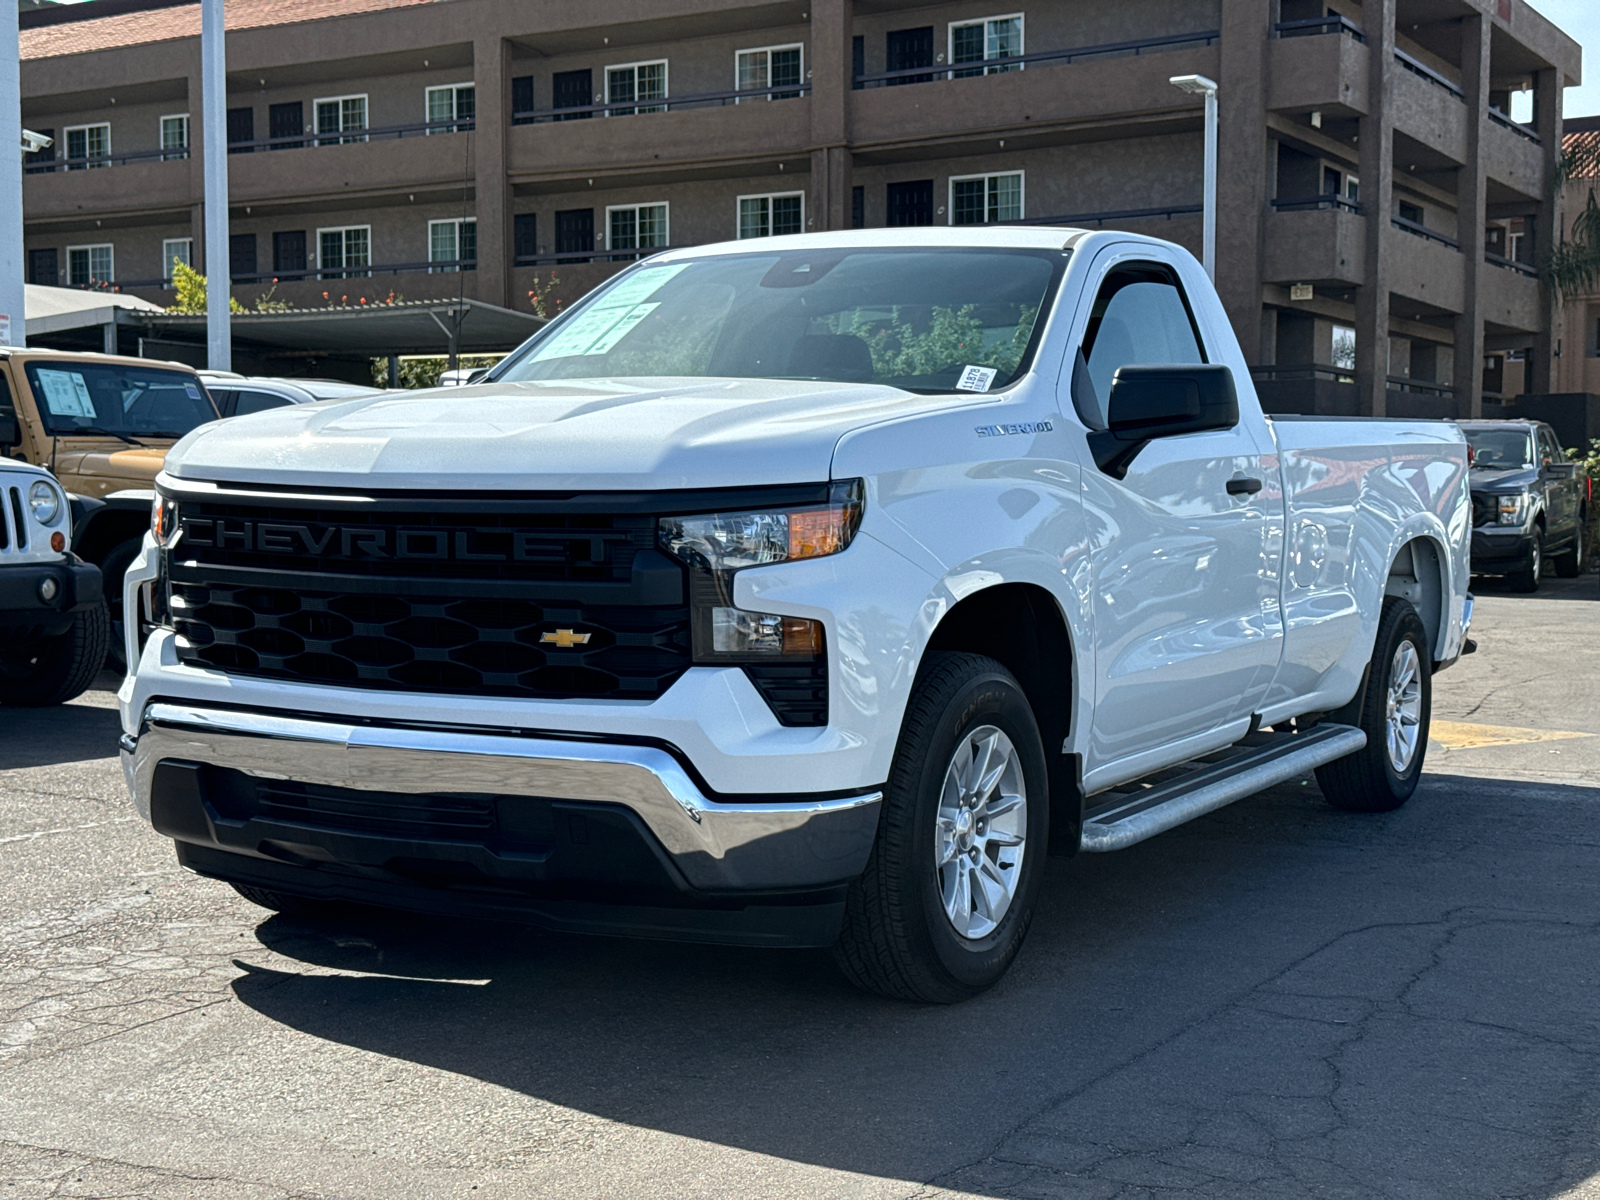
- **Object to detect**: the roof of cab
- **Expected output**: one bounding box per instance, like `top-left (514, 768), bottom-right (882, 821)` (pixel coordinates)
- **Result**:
top-left (651, 225), bottom-right (1117, 263)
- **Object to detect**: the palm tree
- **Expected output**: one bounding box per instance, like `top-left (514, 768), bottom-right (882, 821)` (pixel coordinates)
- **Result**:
top-left (1550, 131), bottom-right (1600, 296)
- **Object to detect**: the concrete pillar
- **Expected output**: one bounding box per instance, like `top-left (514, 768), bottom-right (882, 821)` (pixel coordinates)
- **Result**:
top-left (1355, 0), bottom-right (1396, 416)
top-left (102, 320), bottom-right (116, 355)
top-left (473, 33), bottom-right (511, 308)
top-left (1215, 0), bottom-right (1270, 362)
top-left (1452, 12), bottom-right (1490, 418)
top-left (808, 0), bottom-right (853, 231)
top-left (1530, 66), bottom-right (1562, 394)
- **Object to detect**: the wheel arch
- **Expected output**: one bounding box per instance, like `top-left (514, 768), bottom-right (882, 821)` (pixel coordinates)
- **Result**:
top-left (1384, 535), bottom-right (1449, 665)
top-left (922, 581), bottom-right (1081, 854)
top-left (73, 491), bottom-right (152, 566)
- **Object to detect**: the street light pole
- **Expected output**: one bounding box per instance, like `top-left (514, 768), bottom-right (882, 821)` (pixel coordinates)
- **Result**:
top-left (201, 0), bottom-right (231, 370)
top-left (1170, 74), bottom-right (1218, 281)
top-left (1, 3), bottom-right (25, 347)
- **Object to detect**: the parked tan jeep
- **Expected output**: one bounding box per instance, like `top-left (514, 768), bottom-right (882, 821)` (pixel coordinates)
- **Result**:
top-left (0, 349), bottom-right (219, 665)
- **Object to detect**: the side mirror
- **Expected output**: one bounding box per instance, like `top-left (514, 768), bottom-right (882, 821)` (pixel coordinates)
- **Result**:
top-left (0, 414), bottom-right (19, 450)
top-left (1087, 365), bottom-right (1239, 478)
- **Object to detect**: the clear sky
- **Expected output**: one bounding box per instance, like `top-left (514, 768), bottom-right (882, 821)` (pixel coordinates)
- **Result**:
top-left (37, 0), bottom-right (1600, 120)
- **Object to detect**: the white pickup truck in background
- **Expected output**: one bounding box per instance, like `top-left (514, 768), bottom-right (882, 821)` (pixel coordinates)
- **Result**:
top-left (119, 228), bottom-right (1472, 1002)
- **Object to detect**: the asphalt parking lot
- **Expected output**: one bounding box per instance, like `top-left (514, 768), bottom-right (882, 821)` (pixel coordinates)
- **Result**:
top-left (1, 577), bottom-right (1597, 1200)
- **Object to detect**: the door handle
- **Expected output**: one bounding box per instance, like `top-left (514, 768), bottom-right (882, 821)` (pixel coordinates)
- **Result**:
top-left (1226, 477), bottom-right (1264, 496)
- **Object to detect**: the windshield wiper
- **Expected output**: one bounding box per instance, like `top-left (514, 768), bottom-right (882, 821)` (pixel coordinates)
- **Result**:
top-left (64, 426), bottom-right (148, 447)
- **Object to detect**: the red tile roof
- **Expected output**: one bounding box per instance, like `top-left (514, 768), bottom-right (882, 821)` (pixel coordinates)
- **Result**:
top-left (21, 0), bottom-right (440, 60)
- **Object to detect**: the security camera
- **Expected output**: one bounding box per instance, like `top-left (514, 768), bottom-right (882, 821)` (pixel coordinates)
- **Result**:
top-left (20, 129), bottom-right (54, 155)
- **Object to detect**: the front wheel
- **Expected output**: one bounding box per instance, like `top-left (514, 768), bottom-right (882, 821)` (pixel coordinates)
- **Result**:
top-left (0, 603), bottom-right (110, 707)
top-left (1552, 522), bottom-right (1587, 578)
top-left (1315, 597), bottom-right (1431, 813)
top-left (1509, 528), bottom-right (1543, 593)
top-left (834, 652), bottom-right (1049, 1003)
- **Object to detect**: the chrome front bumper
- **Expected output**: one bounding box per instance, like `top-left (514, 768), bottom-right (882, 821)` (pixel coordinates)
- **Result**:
top-left (122, 703), bottom-right (882, 893)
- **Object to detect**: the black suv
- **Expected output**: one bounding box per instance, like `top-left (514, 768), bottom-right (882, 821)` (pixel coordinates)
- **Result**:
top-left (1461, 420), bottom-right (1589, 592)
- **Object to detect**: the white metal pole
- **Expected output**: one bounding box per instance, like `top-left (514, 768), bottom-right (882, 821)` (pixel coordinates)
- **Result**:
top-left (1, 3), bottom-right (26, 347)
top-left (201, 0), bottom-right (231, 370)
top-left (1202, 85), bottom-right (1218, 281)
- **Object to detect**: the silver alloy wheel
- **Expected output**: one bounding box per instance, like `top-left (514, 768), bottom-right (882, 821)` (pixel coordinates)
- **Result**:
top-left (1384, 641), bottom-right (1423, 774)
top-left (935, 724), bottom-right (1028, 940)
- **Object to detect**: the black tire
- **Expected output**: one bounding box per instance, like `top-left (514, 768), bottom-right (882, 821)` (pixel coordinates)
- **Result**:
top-left (1314, 597), bottom-right (1431, 813)
top-left (1552, 520), bottom-right (1586, 578)
top-left (834, 652), bottom-right (1050, 1004)
top-left (1509, 527), bottom-right (1543, 593)
top-left (97, 538), bottom-right (140, 673)
top-left (229, 882), bottom-right (349, 921)
top-left (0, 602), bottom-right (110, 707)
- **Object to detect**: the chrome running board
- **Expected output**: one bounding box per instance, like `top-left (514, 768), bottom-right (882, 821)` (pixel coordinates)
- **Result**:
top-left (1080, 723), bottom-right (1367, 853)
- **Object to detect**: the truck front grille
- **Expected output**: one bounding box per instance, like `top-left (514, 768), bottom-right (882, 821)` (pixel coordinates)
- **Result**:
top-left (1470, 491), bottom-right (1494, 528)
top-left (169, 497), bottom-right (692, 702)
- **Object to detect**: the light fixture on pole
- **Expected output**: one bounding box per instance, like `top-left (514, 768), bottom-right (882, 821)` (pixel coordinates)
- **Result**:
top-left (201, 0), bottom-right (231, 370)
top-left (1170, 73), bottom-right (1218, 281)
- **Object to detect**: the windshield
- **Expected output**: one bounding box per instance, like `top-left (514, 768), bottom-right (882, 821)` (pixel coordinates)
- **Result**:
top-left (494, 247), bottom-right (1066, 394)
top-left (25, 361), bottom-right (218, 439)
top-left (1464, 427), bottom-right (1534, 469)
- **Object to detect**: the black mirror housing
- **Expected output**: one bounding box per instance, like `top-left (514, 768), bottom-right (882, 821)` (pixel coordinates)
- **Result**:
top-left (1089, 365), bottom-right (1239, 478)
top-left (0, 415), bottom-right (20, 450)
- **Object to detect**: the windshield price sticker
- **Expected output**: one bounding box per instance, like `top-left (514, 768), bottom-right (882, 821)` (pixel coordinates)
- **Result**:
top-left (531, 265), bottom-right (688, 363)
top-left (185, 383), bottom-right (203, 400)
top-left (955, 365), bottom-right (998, 393)
top-left (36, 368), bottom-right (98, 418)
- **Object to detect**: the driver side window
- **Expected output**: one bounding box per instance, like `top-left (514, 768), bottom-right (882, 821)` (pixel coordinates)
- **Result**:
top-left (1072, 263), bottom-right (1206, 429)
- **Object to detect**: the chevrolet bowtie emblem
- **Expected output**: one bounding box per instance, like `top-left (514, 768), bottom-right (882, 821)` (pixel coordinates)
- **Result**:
top-left (540, 629), bottom-right (592, 648)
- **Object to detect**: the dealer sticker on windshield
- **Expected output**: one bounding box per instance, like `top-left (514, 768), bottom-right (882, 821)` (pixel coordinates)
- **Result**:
top-left (955, 365), bottom-right (998, 393)
top-left (35, 368), bottom-right (98, 418)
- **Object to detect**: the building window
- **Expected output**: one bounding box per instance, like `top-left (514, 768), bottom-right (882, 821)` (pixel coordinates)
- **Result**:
top-left (273, 230), bottom-right (307, 275)
top-left (1397, 200), bottom-right (1424, 226)
top-left (736, 44), bottom-right (804, 99)
top-left (64, 123), bottom-right (110, 170)
top-left (607, 203), bottom-right (669, 253)
top-left (852, 185), bottom-right (865, 229)
top-left (425, 84), bottom-right (475, 133)
top-left (314, 95), bottom-right (368, 145)
top-left (949, 15), bottom-right (1023, 78)
top-left (67, 244), bottom-right (114, 286)
top-left (162, 238), bottom-right (192, 282)
top-left (317, 226), bottom-right (371, 278)
top-left (605, 61), bottom-right (667, 116)
top-left (429, 218), bottom-right (477, 271)
top-left (159, 114), bottom-right (189, 161)
top-left (949, 171), bottom-right (1023, 224)
top-left (887, 180), bottom-right (934, 227)
top-left (738, 192), bottom-right (805, 239)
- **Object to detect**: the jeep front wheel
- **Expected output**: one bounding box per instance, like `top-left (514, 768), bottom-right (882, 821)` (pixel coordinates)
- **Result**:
top-left (0, 603), bottom-right (110, 707)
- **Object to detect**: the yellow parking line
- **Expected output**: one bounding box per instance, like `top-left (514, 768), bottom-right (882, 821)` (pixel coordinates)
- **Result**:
top-left (1429, 720), bottom-right (1594, 750)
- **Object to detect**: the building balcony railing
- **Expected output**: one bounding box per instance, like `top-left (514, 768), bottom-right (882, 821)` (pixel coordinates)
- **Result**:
top-left (227, 117), bottom-right (472, 153)
top-left (1387, 375), bottom-right (1456, 397)
top-left (230, 258), bottom-right (477, 284)
top-left (1011, 203), bottom-right (1202, 227)
top-left (1272, 194), bottom-right (1361, 214)
top-left (511, 82), bottom-right (807, 124)
top-left (1487, 107), bottom-right (1540, 144)
top-left (24, 146), bottom-right (188, 174)
top-left (1251, 363), bottom-right (1356, 384)
top-left (512, 247), bottom-right (677, 267)
top-left (1272, 15), bottom-right (1365, 43)
top-left (1394, 48), bottom-right (1464, 103)
top-left (1392, 214), bottom-right (1460, 250)
top-left (852, 29), bottom-right (1219, 88)
top-left (1485, 251), bottom-right (1538, 278)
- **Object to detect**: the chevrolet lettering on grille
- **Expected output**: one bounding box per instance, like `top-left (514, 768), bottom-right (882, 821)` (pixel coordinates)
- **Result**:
top-left (179, 517), bottom-right (628, 565)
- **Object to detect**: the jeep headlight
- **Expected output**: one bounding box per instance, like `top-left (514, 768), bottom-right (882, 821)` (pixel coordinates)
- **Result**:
top-left (658, 481), bottom-right (863, 660)
top-left (1496, 494), bottom-right (1527, 526)
top-left (27, 479), bottom-right (60, 525)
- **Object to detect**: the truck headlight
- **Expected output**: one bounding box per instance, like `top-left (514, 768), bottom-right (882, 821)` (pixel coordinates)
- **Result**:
top-left (28, 480), bottom-right (60, 525)
top-left (1496, 494), bottom-right (1527, 526)
top-left (657, 481), bottom-right (862, 661)
top-left (151, 494), bottom-right (180, 545)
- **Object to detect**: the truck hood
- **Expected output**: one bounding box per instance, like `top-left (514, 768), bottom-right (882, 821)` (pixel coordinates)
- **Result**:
top-left (165, 378), bottom-right (964, 490)
top-left (1468, 466), bottom-right (1538, 491)
top-left (53, 444), bottom-right (171, 491)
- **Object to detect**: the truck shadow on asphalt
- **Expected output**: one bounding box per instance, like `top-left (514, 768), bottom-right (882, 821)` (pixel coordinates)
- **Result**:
top-left (228, 769), bottom-right (1600, 1196)
top-left (0, 694), bottom-right (122, 769)
top-left (1471, 574), bottom-right (1600, 601)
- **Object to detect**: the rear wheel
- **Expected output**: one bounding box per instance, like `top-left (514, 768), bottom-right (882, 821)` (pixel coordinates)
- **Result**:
top-left (0, 603), bottom-right (110, 707)
top-left (1315, 597), bottom-right (1431, 813)
top-left (1509, 528), bottom-right (1543, 593)
top-left (1552, 521), bottom-right (1587, 578)
top-left (834, 652), bottom-right (1049, 1003)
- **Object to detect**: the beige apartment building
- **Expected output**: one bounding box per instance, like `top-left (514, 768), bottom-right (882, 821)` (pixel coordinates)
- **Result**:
top-left (1556, 114), bottom-right (1600, 401)
top-left (17, 0), bottom-right (1582, 415)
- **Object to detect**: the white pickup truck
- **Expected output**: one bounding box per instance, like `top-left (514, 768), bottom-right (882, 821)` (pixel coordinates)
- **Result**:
top-left (119, 228), bottom-right (1472, 1002)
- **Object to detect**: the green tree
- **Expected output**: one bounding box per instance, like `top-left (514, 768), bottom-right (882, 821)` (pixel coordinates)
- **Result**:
top-left (166, 261), bottom-right (245, 314)
top-left (1551, 136), bottom-right (1600, 296)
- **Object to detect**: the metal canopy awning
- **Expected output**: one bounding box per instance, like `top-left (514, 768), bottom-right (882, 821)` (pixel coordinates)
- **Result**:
top-left (135, 298), bottom-right (545, 357)
top-left (25, 283), bottom-right (164, 339)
